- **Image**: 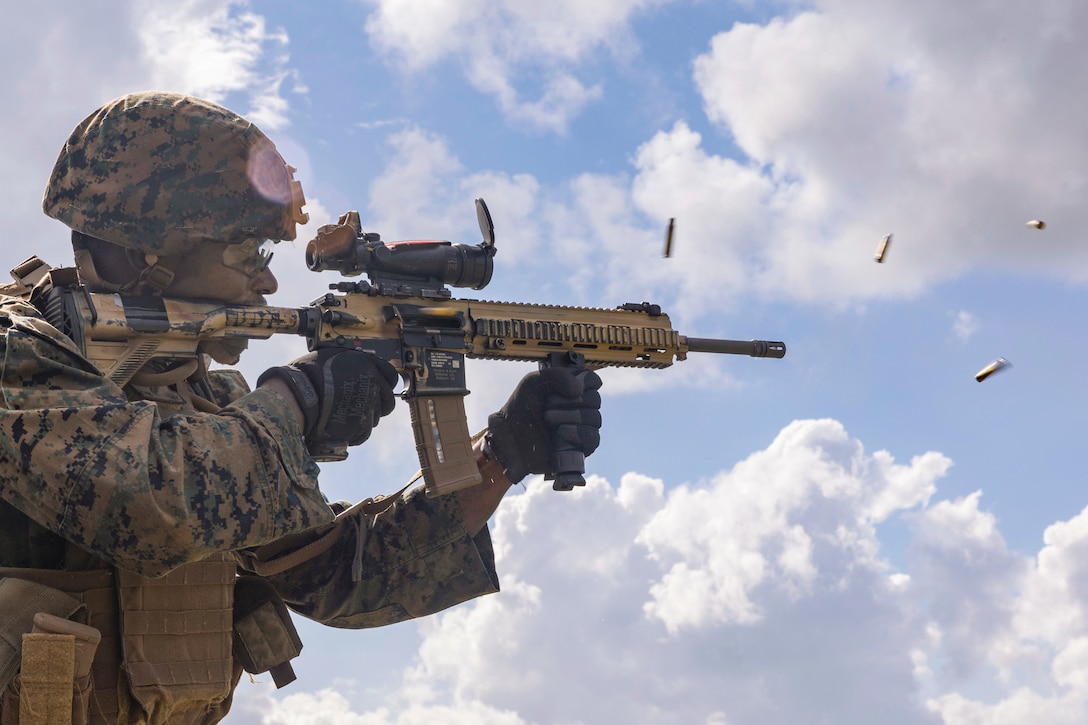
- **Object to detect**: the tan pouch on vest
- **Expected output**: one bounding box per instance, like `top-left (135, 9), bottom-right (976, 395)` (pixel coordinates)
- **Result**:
top-left (0, 578), bottom-right (82, 693)
top-left (0, 568), bottom-right (114, 724)
top-left (0, 576), bottom-right (91, 725)
top-left (231, 576), bottom-right (303, 689)
top-left (116, 558), bottom-right (236, 723)
top-left (27, 614), bottom-right (100, 725)
top-left (18, 633), bottom-right (75, 725)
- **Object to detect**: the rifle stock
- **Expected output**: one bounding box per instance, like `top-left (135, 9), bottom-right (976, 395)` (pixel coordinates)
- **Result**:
top-left (40, 199), bottom-right (786, 496)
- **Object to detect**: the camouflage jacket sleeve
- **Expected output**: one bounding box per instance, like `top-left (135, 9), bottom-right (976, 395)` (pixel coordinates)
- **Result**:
top-left (245, 487), bottom-right (500, 628)
top-left (0, 296), bottom-right (334, 577)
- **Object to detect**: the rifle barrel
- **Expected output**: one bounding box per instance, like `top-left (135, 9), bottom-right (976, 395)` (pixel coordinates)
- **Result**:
top-left (685, 337), bottom-right (786, 358)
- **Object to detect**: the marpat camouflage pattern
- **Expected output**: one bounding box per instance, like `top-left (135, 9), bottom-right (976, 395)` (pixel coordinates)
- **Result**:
top-left (0, 292), bottom-right (498, 724)
top-left (42, 92), bottom-right (308, 253)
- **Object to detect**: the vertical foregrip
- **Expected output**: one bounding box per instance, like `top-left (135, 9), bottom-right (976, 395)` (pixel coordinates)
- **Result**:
top-left (541, 351), bottom-right (588, 491)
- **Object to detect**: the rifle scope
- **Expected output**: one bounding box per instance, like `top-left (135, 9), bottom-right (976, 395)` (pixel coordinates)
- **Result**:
top-left (306, 199), bottom-right (498, 290)
top-left (307, 237), bottom-right (494, 290)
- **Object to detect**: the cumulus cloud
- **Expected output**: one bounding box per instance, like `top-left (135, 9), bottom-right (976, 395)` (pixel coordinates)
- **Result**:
top-left (238, 419), bottom-right (955, 724)
top-left (359, 0), bottom-right (1088, 311)
top-left (231, 417), bottom-right (1088, 724)
top-left (654, 0), bottom-right (1088, 304)
top-left (913, 500), bottom-right (1088, 724)
top-left (361, 0), bottom-right (672, 132)
top-left (133, 0), bottom-right (297, 129)
top-left (13, 0), bottom-right (1088, 315)
top-left (303, 125), bottom-right (756, 418)
top-left (909, 492), bottom-right (1029, 685)
top-left (5, 0), bottom-right (313, 420)
top-left (637, 419), bottom-right (946, 633)
top-left (5, 0), bottom-right (299, 264)
top-left (11, 4), bottom-right (1088, 723)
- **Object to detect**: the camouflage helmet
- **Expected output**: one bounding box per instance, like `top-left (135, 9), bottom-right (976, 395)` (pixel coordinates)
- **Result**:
top-left (43, 91), bottom-right (308, 255)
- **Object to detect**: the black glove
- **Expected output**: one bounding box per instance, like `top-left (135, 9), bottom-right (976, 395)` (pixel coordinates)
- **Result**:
top-left (484, 366), bottom-right (603, 485)
top-left (257, 348), bottom-right (398, 448)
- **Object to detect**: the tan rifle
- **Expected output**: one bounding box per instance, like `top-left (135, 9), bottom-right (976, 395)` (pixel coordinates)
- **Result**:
top-left (42, 200), bottom-right (786, 496)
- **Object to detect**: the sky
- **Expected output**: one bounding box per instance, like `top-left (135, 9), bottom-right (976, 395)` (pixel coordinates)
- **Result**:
top-left (6, 1), bottom-right (1088, 723)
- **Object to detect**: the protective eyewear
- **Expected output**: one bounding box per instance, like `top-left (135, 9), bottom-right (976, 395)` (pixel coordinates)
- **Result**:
top-left (221, 238), bottom-right (275, 277)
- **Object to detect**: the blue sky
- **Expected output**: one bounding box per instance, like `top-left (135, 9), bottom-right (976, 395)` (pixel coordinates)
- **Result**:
top-left (7, 1), bottom-right (1088, 723)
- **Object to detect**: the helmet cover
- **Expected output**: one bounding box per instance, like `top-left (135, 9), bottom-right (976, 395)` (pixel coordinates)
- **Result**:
top-left (43, 91), bottom-right (308, 255)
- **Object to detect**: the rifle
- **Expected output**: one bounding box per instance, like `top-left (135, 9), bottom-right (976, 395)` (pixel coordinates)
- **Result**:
top-left (41, 199), bottom-right (786, 495)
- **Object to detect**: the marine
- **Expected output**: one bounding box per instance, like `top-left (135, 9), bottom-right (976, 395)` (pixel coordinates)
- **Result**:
top-left (0, 91), bottom-right (603, 724)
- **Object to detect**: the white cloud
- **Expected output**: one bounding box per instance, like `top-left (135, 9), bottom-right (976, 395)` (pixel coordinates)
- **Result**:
top-left (908, 496), bottom-right (1088, 723)
top-left (365, 127), bottom-right (467, 235)
top-left (133, 0), bottom-right (296, 129)
top-left (648, 0), bottom-right (1088, 304)
top-left (952, 311), bottom-right (979, 342)
top-left (356, 0), bottom-right (1088, 311)
top-left (908, 492), bottom-right (1030, 683)
top-left (13, 0), bottom-right (1088, 311)
top-left (242, 418), bottom-right (958, 724)
top-left (327, 125), bottom-right (756, 411)
top-left (4, 0), bottom-right (299, 269)
top-left (1017, 509), bottom-right (1088, 646)
top-left (257, 686), bottom-right (530, 725)
top-left (3, 0), bottom-right (311, 432)
top-left (361, 0), bottom-right (671, 132)
top-left (13, 5), bottom-right (1088, 722)
top-left (638, 419), bottom-right (945, 633)
top-left (236, 415), bottom-right (1088, 724)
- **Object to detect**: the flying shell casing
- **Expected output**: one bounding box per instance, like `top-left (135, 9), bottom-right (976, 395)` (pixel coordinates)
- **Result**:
top-left (1026, 219), bottom-right (1046, 230)
top-left (874, 234), bottom-right (893, 263)
top-left (974, 357), bottom-right (1011, 382)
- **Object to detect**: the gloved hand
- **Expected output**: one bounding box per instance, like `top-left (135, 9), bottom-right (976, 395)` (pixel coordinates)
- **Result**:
top-left (484, 365), bottom-right (603, 485)
top-left (256, 348), bottom-right (399, 448)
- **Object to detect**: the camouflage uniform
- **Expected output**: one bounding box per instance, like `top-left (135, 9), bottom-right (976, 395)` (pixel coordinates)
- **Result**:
top-left (0, 93), bottom-right (500, 724)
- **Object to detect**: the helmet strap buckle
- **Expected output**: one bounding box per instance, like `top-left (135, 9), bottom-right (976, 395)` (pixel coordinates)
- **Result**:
top-left (133, 254), bottom-right (176, 295)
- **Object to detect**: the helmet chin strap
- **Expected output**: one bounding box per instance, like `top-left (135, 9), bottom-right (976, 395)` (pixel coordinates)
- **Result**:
top-left (73, 247), bottom-right (124, 293)
top-left (72, 242), bottom-right (177, 295)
